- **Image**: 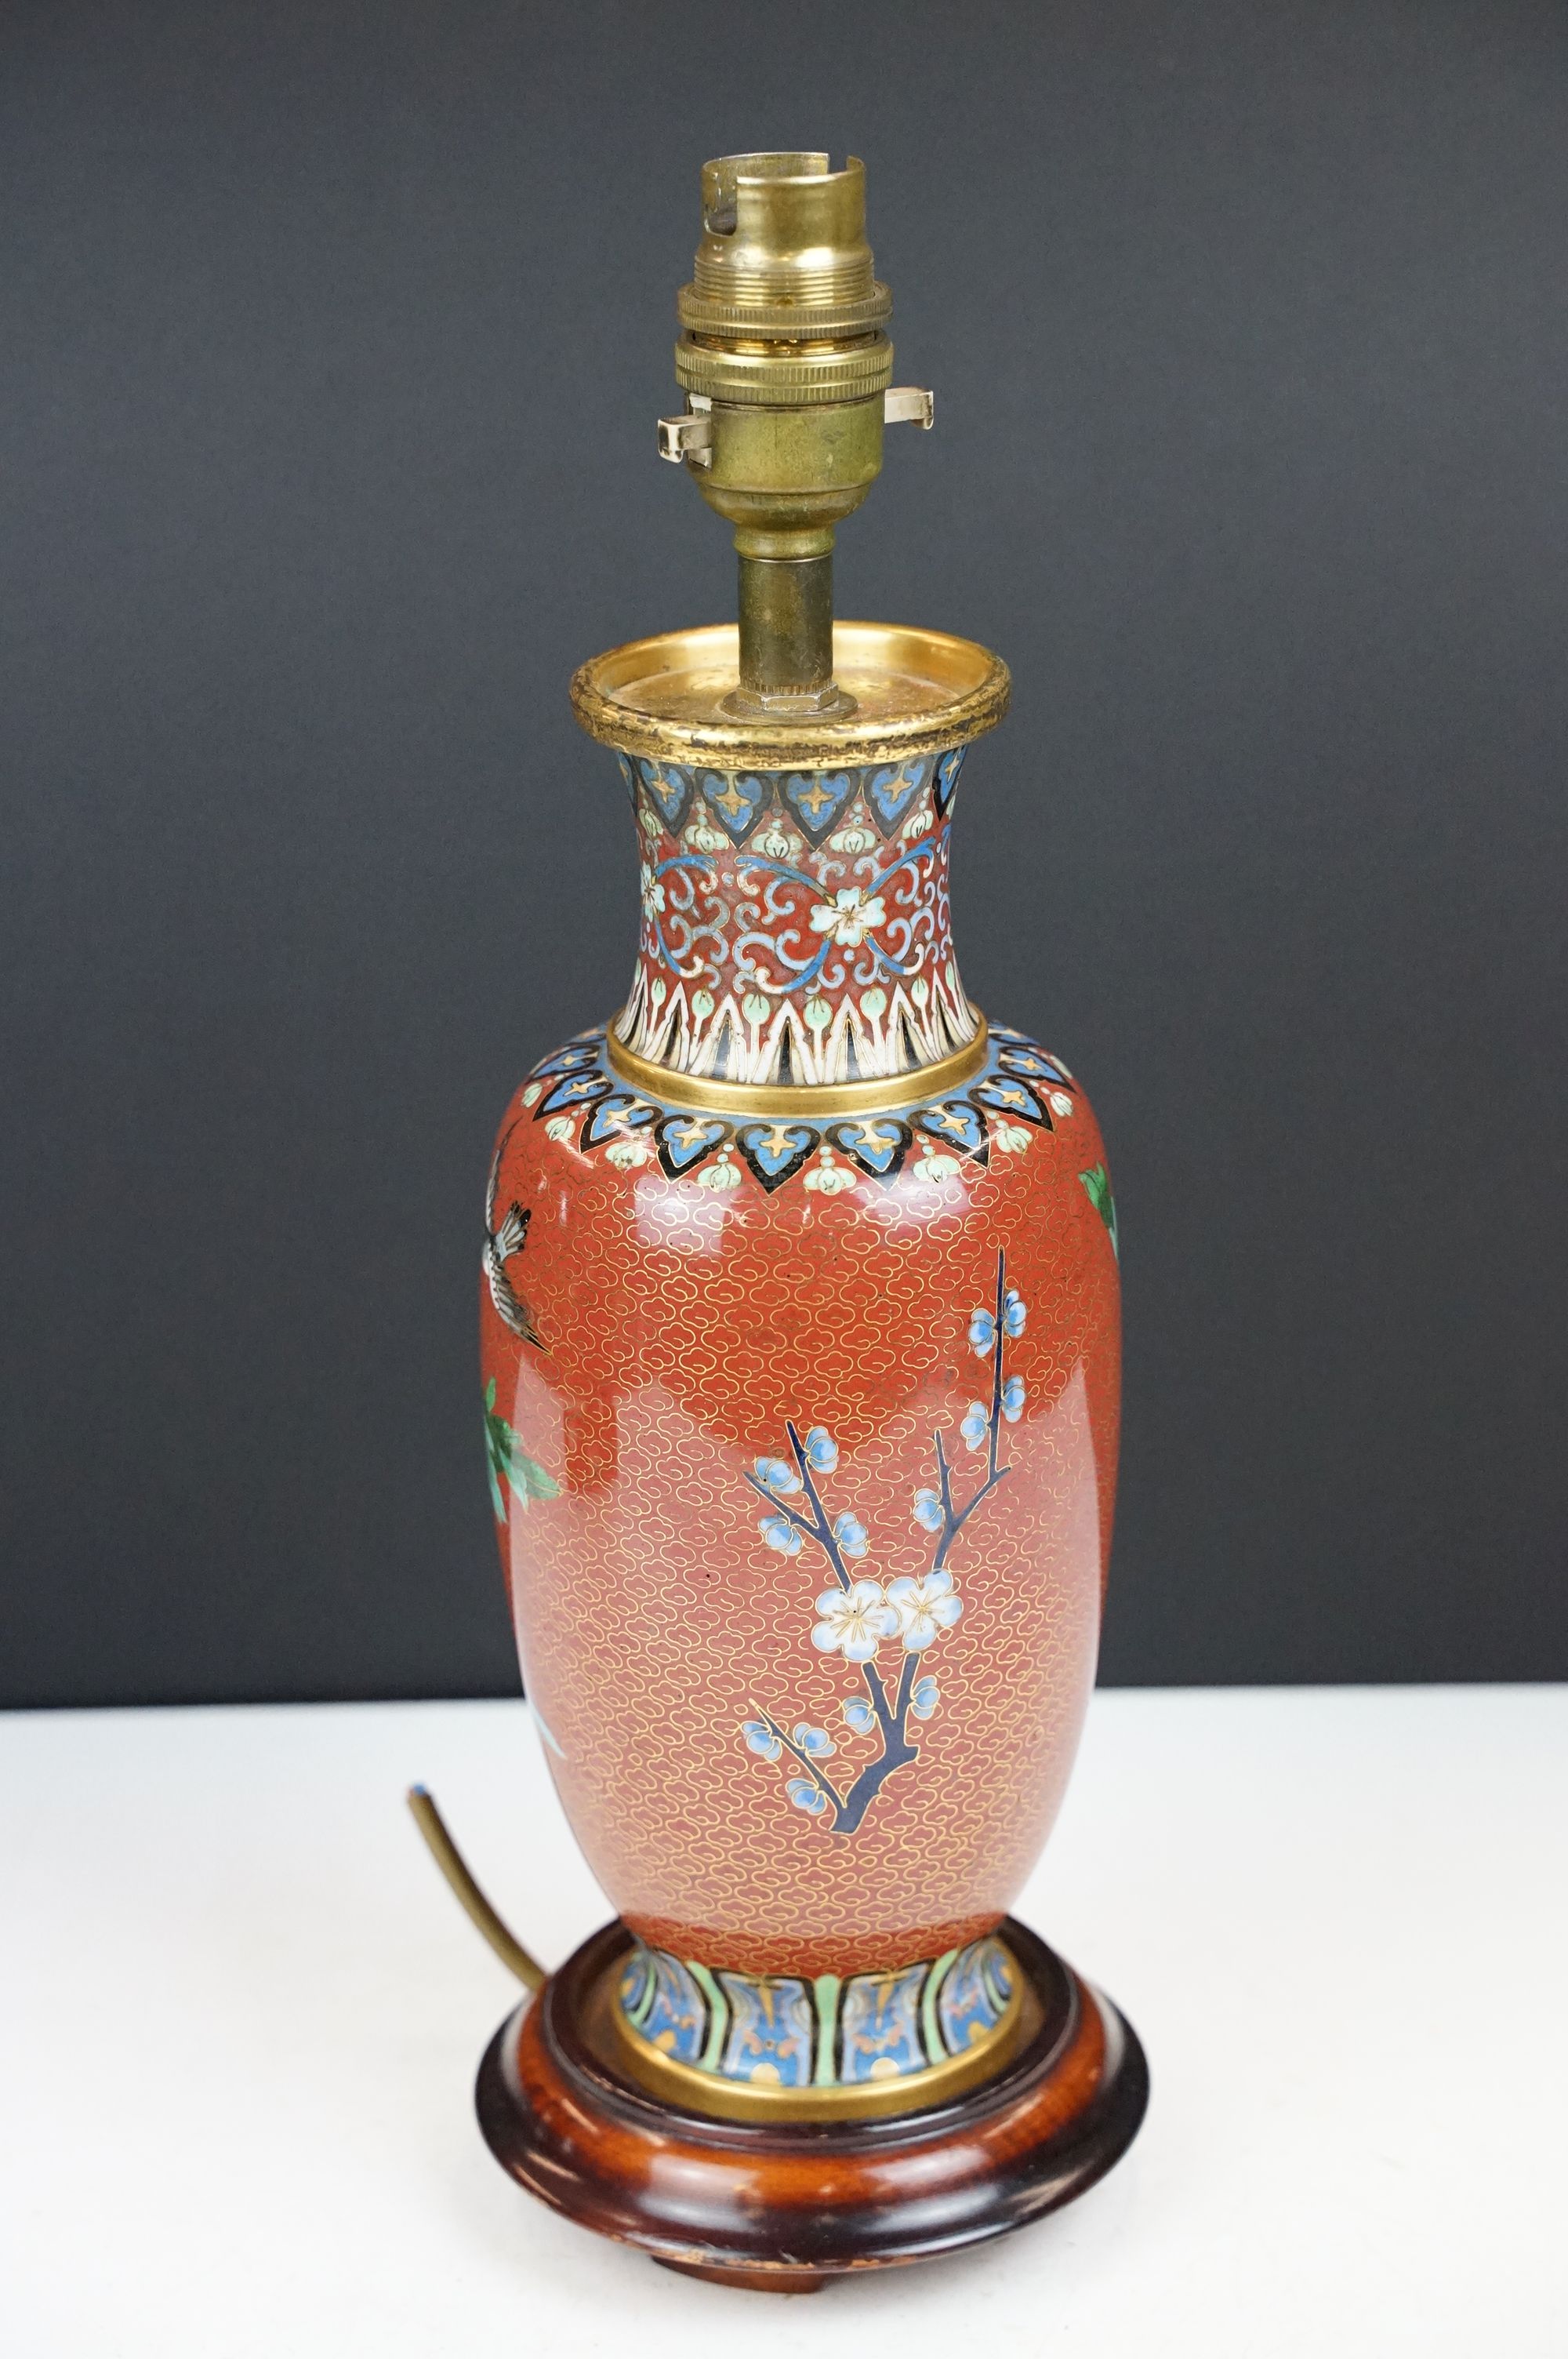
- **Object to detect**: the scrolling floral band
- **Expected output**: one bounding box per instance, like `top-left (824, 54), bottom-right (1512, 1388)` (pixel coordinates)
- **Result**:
top-left (615, 745), bottom-right (977, 1089)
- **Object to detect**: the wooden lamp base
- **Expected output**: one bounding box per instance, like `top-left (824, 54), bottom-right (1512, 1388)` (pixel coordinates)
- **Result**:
top-left (475, 1917), bottom-right (1148, 2292)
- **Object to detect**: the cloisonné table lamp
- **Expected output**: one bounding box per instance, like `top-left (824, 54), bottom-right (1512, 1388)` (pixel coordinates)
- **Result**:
top-left (413, 149), bottom-right (1145, 2292)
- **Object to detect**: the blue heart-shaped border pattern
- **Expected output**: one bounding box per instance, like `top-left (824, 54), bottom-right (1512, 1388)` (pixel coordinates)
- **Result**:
top-left (969, 1074), bottom-right (1052, 1128)
top-left (778, 769), bottom-right (857, 846)
top-left (535, 1069), bottom-right (614, 1120)
top-left (734, 1121), bottom-right (818, 1192)
top-left (912, 1099), bottom-right (990, 1162)
top-left (521, 1025), bottom-right (1095, 1202)
top-left (581, 1092), bottom-right (660, 1150)
top-left (933, 746), bottom-right (966, 816)
top-left (696, 769), bottom-right (772, 845)
top-left (636, 759), bottom-right (695, 835)
top-left (622, 753), bottom-right (945, 850)
top-left (862, 761), bottom-right (929, 837)
top-left (825, 1116), bottom-right (913, 1180)
top-left (654, 1113), bottom-right (731, 1178)
top-left (528, 1036), bottom-right (602, 1081)
top-left (996, 1041), bottom-right (1074, 1092)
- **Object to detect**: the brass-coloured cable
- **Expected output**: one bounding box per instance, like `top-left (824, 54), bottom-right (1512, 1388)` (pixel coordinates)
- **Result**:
top-left (406, 1786), bottom-right (546, 1994)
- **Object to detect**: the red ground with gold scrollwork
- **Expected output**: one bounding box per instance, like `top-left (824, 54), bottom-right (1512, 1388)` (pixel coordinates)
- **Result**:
top-left (480, 1025), bottom-right (1120, 1981)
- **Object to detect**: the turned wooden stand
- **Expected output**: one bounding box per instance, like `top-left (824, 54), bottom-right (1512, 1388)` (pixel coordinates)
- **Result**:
top-left (475, 1917), bottom-right (1149, 2292)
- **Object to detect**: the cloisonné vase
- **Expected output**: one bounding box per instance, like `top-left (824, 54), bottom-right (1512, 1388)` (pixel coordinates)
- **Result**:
top-left (478, 620), bottom-right (1122, 2108)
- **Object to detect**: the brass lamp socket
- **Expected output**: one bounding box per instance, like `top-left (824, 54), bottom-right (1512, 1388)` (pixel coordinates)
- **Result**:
top-left (659, 153), bottom-right (931, 716)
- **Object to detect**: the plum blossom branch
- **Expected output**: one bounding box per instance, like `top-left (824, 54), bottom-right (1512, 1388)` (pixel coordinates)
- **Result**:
top-left (737, 1250), bottom-right (1025, 1837)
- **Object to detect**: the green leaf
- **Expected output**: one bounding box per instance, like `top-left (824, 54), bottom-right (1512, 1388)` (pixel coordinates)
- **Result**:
top-left (484, 1376), bottom-right (497, 1412)
top-left (505, 1452), bottom-right (561, 1507)
top-left (1078, 1163), bottom-right (1120, 1259)
top-left (483, 1393), bottom-right (563, 1512)
top-left (485, 1452), bottom-right (506, 1525)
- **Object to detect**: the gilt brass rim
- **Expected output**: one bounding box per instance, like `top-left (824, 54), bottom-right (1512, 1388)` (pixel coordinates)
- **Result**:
top-left (596, 1954), bottom-right (1031, 2125)
top-left (605, 1018), bottom-right (989, 1118)
top-left (571, 621), bottom-right (1011, 769)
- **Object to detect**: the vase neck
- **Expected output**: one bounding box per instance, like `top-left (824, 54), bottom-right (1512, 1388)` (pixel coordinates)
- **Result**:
top-left (612, 747), bottom-right (978, 1090)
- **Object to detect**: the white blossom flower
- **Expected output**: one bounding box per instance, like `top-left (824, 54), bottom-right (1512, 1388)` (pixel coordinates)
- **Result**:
top-left (960, 1400), bottom-right (989, 1452)
top-left (828, 820), bottom-right (877, 854)
top-left (1050, 1090), bottom-right (1075, 1118)
top-left (913, 1487), bottom-right (944, 1533)
top-left (811, 1580), bottom-right (898, 1663)
top-left (521, 1082), bottom-right (543, 1107)
top-left (809, 887), bottom-right (887, 948)
top-left (760, 1513), bottom-right (802, 1556)
top-left (604, 1135), bottom-right (653, 1169)
top-left (755, 1456), bottom-right (801, 1495)
top-left (886, 1568), bottom-right (964, 1652)
top-left (640, 868), bottom-right (666, 916)
top-left (804, 1426), bottom-right (838, 1474)
top-left (992, 1121), bottom-right (1032, 1154)
top-left (544, 1116), bottom-right (575, 1143)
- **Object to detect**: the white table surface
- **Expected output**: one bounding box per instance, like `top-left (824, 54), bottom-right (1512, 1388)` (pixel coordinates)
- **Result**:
top-left (2, 1684), bottom-right (1563, 2356)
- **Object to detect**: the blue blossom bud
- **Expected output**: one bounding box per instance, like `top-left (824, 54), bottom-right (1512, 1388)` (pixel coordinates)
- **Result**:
top-left (793, 1723), bottom-right (837, 1759)
top-left (967, 1307), bottom-right (997, 1357)
top-left (913, 1487), bottom-right (944, 1532)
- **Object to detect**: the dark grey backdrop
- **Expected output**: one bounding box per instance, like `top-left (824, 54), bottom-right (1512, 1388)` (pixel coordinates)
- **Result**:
top-left (5, 0), bottom-right (1566, 1710)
